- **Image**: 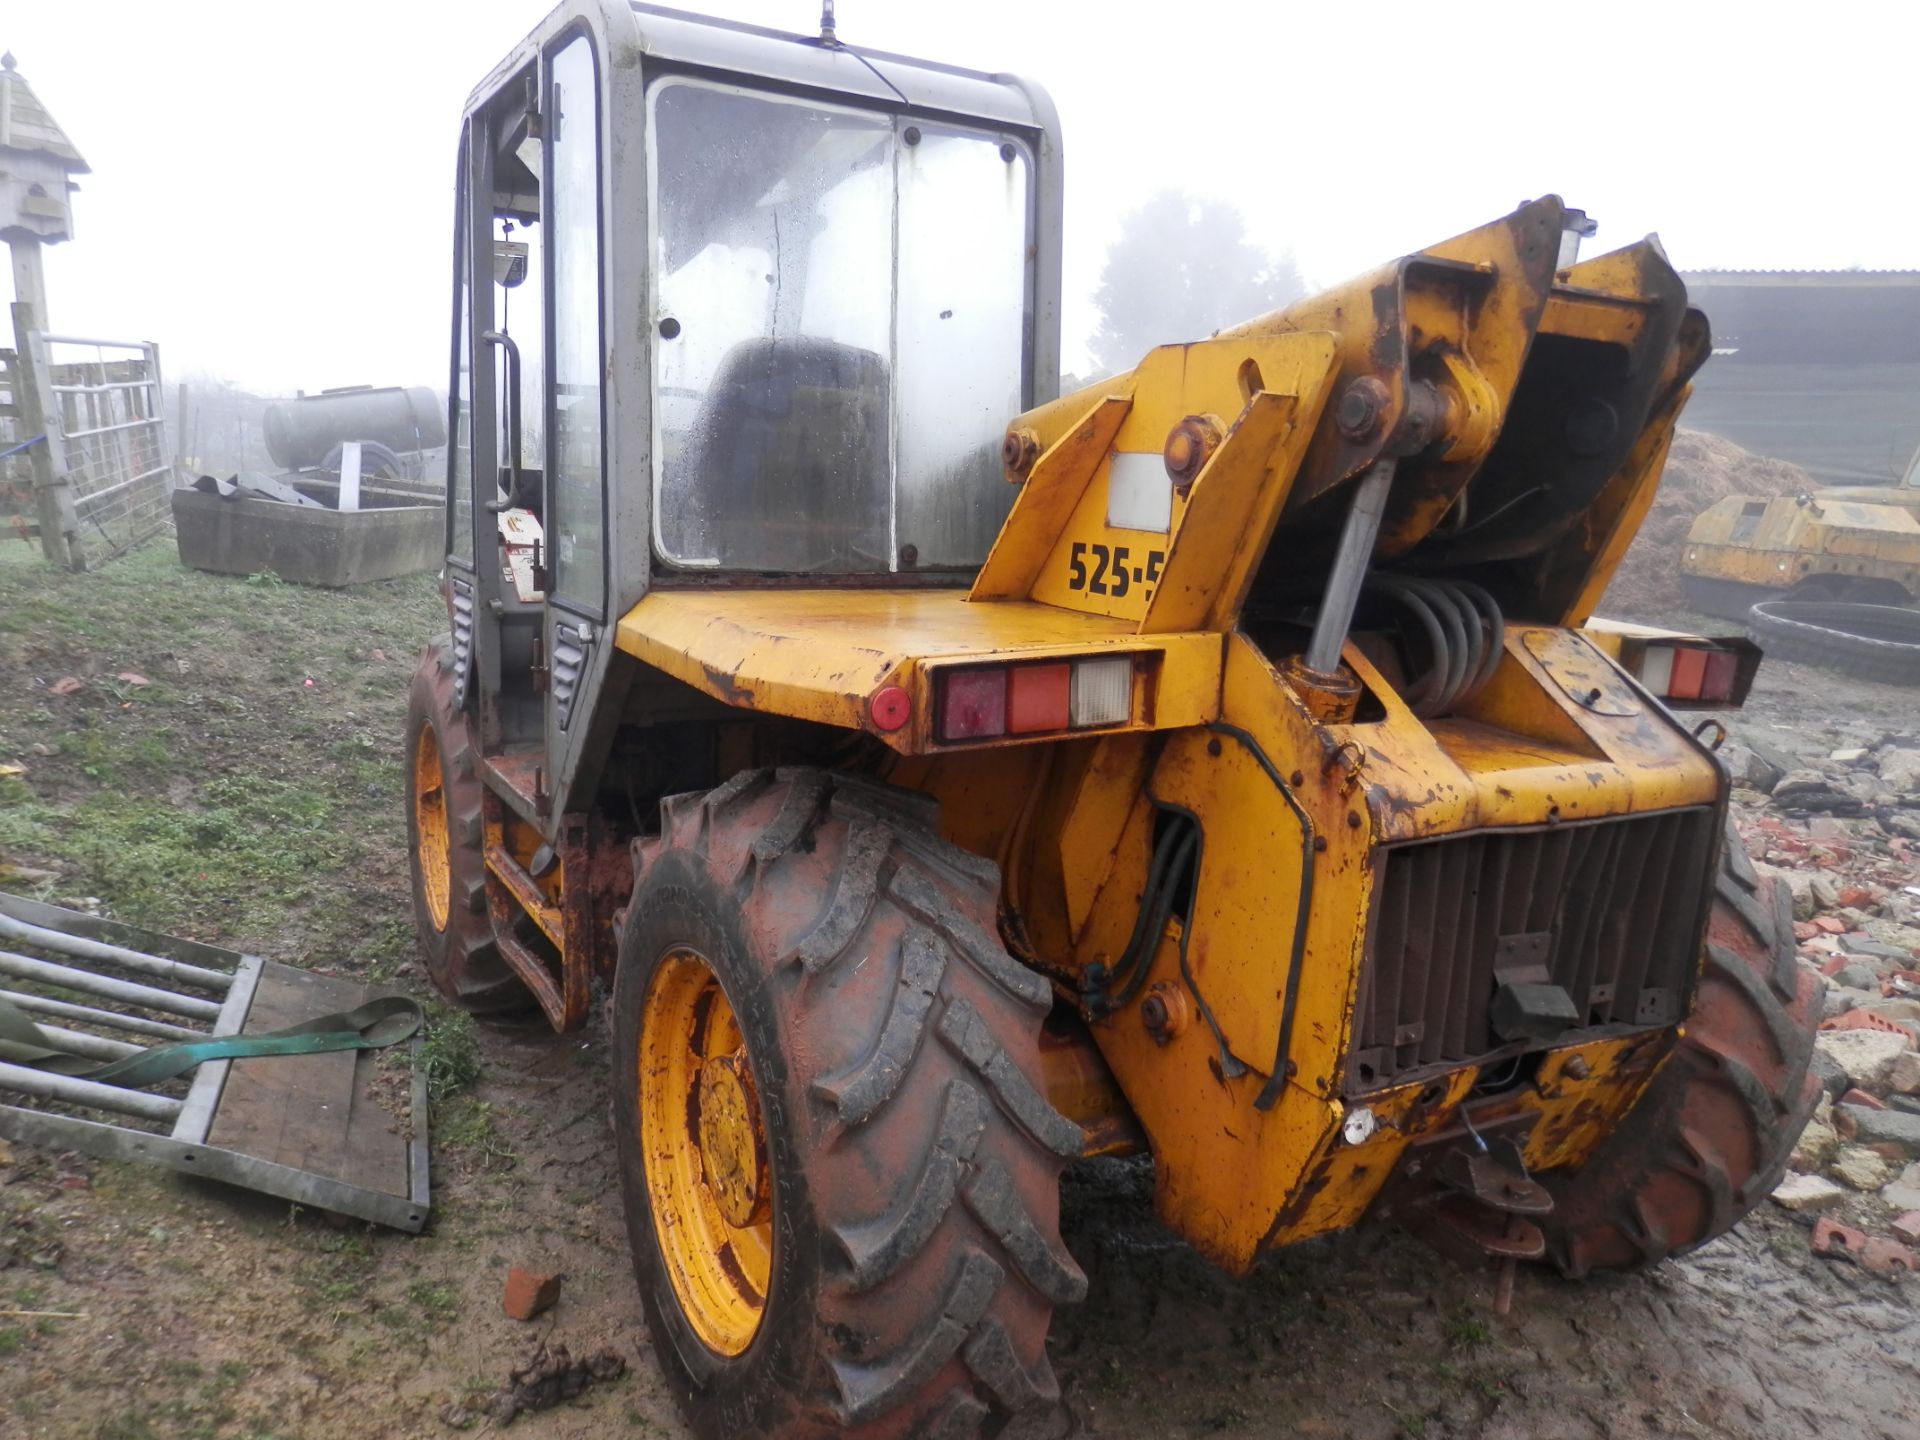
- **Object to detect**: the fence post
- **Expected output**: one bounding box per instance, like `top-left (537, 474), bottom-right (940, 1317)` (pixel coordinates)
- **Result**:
top-left (9, 302), bottom-right (84, 570)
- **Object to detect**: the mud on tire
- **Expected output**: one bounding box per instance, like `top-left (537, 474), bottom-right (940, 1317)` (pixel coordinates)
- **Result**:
top-left (1537, 816), bottom-right (1821, 1276)
top-left (612, 769), bottom-right (1087, 1440)
top-left (403, 635), bottom-right (526, 1013)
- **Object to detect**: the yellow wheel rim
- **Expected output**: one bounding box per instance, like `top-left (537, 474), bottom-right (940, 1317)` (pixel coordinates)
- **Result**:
top-left (412, 725), bottom-right (451, 933)
top-left (638, 948), bottom-right (774, 1357)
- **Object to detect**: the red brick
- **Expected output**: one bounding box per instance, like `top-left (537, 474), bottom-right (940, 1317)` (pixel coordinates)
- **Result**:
top-left (502, 1267), bottom-right (563, 1322)
top-left (1840, 1088), bottom-right (1888, 1111)
top-left (1812, 1214), bottom-right (1867, 1260)
top-left (1838, 886), bottom-right (1879, 909)
top-left (1794, 921), bottom-right (1821, 942)
top-left (1892, 1212), bottom-right (1920, 1246)
top-left (1815, 916), bottom-right (1848, 935)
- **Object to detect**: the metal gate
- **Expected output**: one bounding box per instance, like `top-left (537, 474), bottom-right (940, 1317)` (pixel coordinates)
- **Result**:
top-left (26, 332), bottom-right (173, 562)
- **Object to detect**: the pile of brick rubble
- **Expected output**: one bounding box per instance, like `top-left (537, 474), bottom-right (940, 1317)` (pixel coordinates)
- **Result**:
top-left (1727, 735), bottom-right (1920, 1276)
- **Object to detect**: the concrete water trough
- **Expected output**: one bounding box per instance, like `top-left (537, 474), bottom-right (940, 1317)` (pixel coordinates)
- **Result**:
top-left (171, 476), bottom-right (443, 587)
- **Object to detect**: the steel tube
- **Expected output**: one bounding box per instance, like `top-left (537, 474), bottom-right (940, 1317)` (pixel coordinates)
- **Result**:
top-left (0, 913), bottom-right (234, 994)
top-left (47, 378), bottom-right (158, 396)
top-left (41, 333), bottom-right (149, 351)
top-left (0, 951), bottom-right (223, 1021)
top-left (61, 416), bottom-right (157, 442)
top-left (0, 989), bottom-right (201, 1041)
top-left (24, 1022), bottom-right (143, 1063)
top-left (0, 1058), bottom-right (183, 1122)
top-left (1304, 460), bottom-right (1396, 673)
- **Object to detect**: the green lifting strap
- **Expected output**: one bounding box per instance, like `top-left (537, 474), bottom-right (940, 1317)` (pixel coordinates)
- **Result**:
top-left (0, 993), bottom-right (423, 1090)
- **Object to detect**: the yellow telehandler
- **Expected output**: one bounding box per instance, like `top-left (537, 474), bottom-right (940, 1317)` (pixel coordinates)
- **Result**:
top-left (405, 5), bottom-right (1819, 1435)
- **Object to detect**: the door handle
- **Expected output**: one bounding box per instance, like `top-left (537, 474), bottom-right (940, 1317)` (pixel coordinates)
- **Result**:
top-left (480, 330), bottom-right (522, 515)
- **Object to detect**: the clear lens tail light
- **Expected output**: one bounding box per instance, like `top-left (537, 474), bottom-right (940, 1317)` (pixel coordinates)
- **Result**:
top-left (1069, 657), bottom-right (1132, 728)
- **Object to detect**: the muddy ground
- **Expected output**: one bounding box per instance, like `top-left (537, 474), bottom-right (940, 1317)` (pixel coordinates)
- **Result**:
top-left (0, 541), bottom-right (1915, 1440)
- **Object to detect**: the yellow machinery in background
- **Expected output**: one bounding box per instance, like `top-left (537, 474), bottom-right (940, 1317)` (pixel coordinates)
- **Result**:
top-left (1682, 443), bottom-right (1920, 615)
top-left (406, 6), bottom-right (1819, 1436)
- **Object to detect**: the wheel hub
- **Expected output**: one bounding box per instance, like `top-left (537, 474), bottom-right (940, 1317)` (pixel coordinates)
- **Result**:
top-left (637, 948), bottom-right (774, 1357)
top-left (697, 1047), bottom-right (769, 1229)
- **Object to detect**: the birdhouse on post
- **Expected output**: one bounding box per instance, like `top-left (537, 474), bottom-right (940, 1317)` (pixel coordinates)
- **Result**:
top-left (1, 51), bottom-right (90, 565)
top-left (1, 51), bottom-right (87, 327)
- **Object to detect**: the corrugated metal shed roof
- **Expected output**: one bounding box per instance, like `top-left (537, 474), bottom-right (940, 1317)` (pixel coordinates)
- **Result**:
top-left (1682, 269), bottom-right (1920, 285)
top-left (0, 54), bottom-right (89, 173)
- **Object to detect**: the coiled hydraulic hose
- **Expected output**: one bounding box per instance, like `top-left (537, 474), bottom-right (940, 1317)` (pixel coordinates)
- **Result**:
top-left (1363, 575), bottom-right (1505, 718)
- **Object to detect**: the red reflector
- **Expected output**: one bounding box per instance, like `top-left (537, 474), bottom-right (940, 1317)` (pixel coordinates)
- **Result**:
top-left (939, 668), bottom-right (1007, 741)
top-left (868, 684), bottom-right (912, 733)
top-left (1007, 663), bottom-right (1071, 734)
top-left (1701, 649), bottom-right (1737, 703)
top-left (1668, 645), bottom-right (1708, 701)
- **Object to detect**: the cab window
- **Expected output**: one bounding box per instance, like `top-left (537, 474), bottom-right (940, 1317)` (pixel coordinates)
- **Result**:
top-left (648, 79), bottom-right (1031, 574)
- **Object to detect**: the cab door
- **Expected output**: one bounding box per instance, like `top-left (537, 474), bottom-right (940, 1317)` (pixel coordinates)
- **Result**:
top-left (538, 31), bottom-right (610, 806)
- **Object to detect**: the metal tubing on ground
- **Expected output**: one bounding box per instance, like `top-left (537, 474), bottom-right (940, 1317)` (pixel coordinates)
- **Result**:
top-left (0, 989), bottom-right (203, 1041)
top-left (0, 912), bottom-right (235, 994)
top-left (21, 1022), bottom-right (143, 1063)
top-left (1304, 460), bottom-right (1396, 674)
top-left (0, 1058), bottom-right (184, 1123)
top-left (0, 950), bottom-right (224, 1022)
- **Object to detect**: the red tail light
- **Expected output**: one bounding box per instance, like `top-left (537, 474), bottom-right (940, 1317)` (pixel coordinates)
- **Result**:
top-left (935, 657), bottom-right (1136, 743)
top-left (1637, 642), bottom-right (1741, 704)
top-left (939, 668), bottom-right (1008, 741)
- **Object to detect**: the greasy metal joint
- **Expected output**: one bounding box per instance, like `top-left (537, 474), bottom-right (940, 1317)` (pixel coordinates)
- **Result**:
top-left (1140, 981), bottom-right (1190, 1046)
top-left (1001, 426), bottom-right (1041, 480)
top-left (1162, 413), bottom-right (1224, 491)
top-left (1334, 376), bottom-right (1389, 442)
top-left (1389, 380), bottom-right (1450, 456)
top-left (1283, 656), bottom-right (1363, 726)
top-left (1430, 350), bottom-right (1501, 463)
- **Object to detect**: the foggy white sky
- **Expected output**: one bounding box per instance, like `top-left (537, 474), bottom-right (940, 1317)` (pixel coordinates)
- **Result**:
top-left (5, 0), bottom-right (1915, 394)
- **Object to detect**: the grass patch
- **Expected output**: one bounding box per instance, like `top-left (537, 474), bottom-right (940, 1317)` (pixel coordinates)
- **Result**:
top-left (422, 1010), bottom-right (484, 1102)
top-left (0, 540), bottom-right (441, 961)
top-left (438, 1096), bottom-right (516, 1171)
top-left (297, 1228), bottom-right (378, 1320)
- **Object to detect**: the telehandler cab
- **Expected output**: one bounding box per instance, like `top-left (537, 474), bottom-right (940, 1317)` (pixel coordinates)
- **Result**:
top-left (406, 4), bottom-right (1821, 1435)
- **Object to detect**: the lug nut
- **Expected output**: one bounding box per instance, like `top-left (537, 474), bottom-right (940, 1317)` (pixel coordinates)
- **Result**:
top-left (1564, 1055), bottom-right (1591, 1081)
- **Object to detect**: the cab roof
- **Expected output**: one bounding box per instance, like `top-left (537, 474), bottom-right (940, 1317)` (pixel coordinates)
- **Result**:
top-left (466, 0), bottom-right (1052, 136)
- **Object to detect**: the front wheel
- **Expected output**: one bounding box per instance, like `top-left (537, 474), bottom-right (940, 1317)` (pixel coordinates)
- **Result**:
top-left (403, 636), bottom-right (525, 1012)
top-left (611, 770), bottom-right (1086, 1439)
top-left (1537, 817), bottom-right (1821, 1275)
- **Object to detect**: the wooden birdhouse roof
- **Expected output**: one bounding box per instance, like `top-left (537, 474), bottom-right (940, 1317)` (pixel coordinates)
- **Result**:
top-left (0, 53), bottom-right (90, 174)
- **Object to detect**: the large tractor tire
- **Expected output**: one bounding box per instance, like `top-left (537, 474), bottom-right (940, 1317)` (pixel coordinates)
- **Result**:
top-left (611, 770), bottom-right (1086, 1440)
top-left (1537, 817), bottom-right (1821, 1276)
top-left (403, 636), bottom-right (526, 1013)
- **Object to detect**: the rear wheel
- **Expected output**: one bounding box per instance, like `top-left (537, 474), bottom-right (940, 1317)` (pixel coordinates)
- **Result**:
top-left (612, 770), bottom-right (1086, 1439)
top-left (403, 636), bottom-right (526, 1012)
top-left (1537, 817), bottom-right (1820, 1275)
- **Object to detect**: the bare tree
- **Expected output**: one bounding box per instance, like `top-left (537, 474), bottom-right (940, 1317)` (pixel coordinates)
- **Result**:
top-left (1090, 190), bottom-right (1304, 376)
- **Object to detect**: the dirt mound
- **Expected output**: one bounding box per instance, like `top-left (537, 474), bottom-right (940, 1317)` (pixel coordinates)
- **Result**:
top-left (1600, 429), bottom-right (1812, 618)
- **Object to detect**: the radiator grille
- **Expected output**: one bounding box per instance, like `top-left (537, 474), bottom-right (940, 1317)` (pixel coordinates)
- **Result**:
top-left (1350, 807), bottom-right (1716, 1091)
